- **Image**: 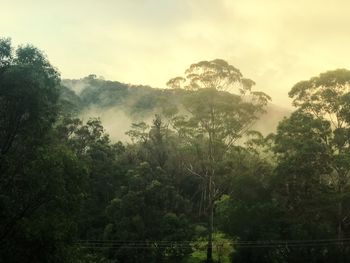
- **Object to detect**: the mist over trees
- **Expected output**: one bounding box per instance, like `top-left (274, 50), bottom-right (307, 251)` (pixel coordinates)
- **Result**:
top-left (2, 38), bottom-right (350, 263)
top-left (61, 75), bottom-right (290, 142)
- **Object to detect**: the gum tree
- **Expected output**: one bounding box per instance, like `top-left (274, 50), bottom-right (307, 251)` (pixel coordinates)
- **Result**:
top-left (288, 69), bottom-right (350, 240)
top-left (167, 59), bottom-right (270, 262)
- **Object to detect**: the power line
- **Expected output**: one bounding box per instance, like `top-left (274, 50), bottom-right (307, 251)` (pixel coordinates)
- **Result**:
top-left (75, 237), bottom-right (350, 249)
top-left (76, 237), bottom-right (350, 243)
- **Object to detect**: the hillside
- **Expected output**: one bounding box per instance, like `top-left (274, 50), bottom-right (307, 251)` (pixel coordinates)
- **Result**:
top-left (61, 75), bottom-right (291, 141)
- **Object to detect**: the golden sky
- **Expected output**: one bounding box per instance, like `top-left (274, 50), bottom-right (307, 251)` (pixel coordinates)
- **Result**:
top-left (1, 0), bottom-right (350, 106)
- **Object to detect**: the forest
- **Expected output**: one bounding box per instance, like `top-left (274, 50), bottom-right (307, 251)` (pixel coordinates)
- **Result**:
top-left (2, 37), bottom-right (350, 263)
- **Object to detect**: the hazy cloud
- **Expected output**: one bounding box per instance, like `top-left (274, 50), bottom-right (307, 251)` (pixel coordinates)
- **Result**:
top-left (2, 0), bottom-right (350, 106)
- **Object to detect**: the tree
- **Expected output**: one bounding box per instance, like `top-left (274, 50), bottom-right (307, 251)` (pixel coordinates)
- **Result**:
top-left (104, 162), bottom-right (193, 263)
top-left (56, 116), bottom-right (129, 242)
top-left (0, 38), bottom-right (87, 262)
top-left (289, 69), bottom-right (350, 241)
top-left (167, 59), bottom-right (270, 262)
top-left (260, 69), bottom-right (350, 262)
top-left (0, 141), bottom-right (87, 263)
top-left (104, 119), bottom-right (194, 263)
top-left (0, 38), bottom-right (60, 168)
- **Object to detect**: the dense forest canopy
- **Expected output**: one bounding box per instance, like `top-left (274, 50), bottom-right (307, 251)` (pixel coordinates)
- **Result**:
top-left (2, 37), bottom-right (350, 263)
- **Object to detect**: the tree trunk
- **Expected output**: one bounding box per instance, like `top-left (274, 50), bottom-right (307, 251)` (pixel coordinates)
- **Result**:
top-left (338, 200), bottom-right (343, 240)
top-left (337, 181), bottom-right (344, 241)
top-left (207, 174), bottom-right (214, 263)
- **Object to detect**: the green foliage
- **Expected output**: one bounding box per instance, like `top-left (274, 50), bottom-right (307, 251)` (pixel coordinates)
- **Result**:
top-left (0, 38), bottom-right (85, 262)
top-left (104, 162), bottom-right (193, 262)
top-left (0, 41), bottom-right (60, 160)
top-left (62, 76), bottom-right (182, 119)
top-left (287, 69), bottom-right (350, 241)
top-left (168, 59), bottom-right (270, 262)
top-left (185, 232), bottom-right (232, 263)
top-left (5, 37), bottom-right (350, 263)
top-left (0, 143), bottom-right (87, 263)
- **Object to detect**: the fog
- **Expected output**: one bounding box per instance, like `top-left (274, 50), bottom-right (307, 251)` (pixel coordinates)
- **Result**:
top-left (64, 78), bottom-right (291, 142)
top-left (80, 106), bottom-right (159, 142)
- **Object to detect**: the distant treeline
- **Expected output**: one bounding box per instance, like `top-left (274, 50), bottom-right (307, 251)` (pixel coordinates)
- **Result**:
top-left (61, 75), bottom-right (290, 141)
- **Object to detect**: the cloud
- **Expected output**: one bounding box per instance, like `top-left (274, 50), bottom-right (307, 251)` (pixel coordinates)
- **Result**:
top-left (2, 0), bottom-right (350, 107)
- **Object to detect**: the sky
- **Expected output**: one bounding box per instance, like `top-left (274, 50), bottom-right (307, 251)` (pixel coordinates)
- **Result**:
top-left (1, 0), bottom-right (350, 107)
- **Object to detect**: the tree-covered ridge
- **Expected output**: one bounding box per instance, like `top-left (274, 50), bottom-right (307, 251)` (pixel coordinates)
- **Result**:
top-left (2, 38), bottom-right (350, 263)
top-left (61, 75), bottom-right (290, 140)
top-left (62, 75), bottom-right (183, 115)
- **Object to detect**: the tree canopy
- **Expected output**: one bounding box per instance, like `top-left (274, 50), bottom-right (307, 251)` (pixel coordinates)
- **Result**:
top-left (3, 38), bottom-right (350, 263)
